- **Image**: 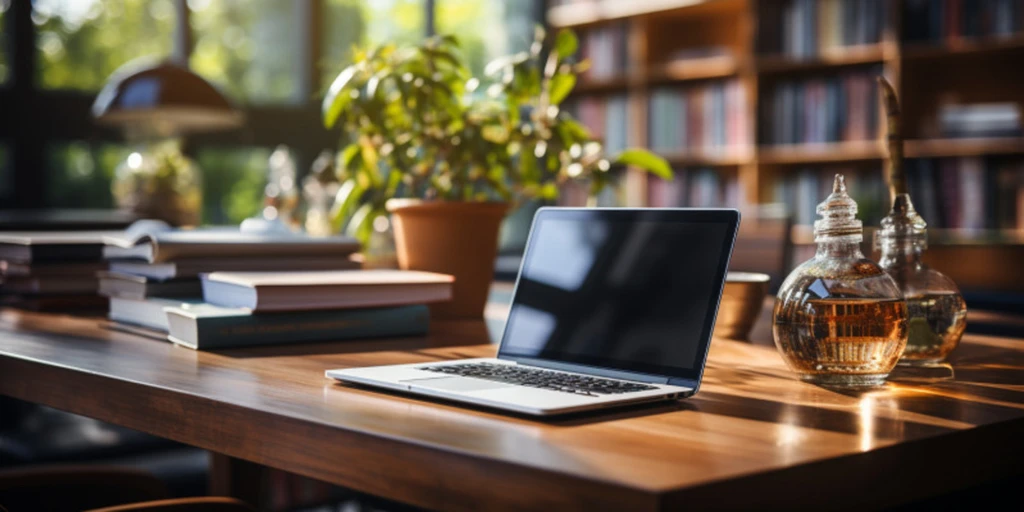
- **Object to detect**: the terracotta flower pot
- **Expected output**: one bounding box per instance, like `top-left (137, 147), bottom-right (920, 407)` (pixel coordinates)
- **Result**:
top-left (387, 199), bottom-right (509, 319)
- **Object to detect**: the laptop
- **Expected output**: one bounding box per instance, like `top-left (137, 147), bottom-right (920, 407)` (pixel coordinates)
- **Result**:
top-left (327, 207), bottom-right (740, 416)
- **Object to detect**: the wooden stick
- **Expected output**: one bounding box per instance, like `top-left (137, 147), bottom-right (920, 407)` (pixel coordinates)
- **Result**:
top-left (877, 76), bottom-right (906, 200)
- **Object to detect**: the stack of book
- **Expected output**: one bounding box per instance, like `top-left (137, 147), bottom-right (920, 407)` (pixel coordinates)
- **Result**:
top-left (101, 228), bottom-right (362, 335)
top-left (0, 231), bottom-right (111, 310)
top-left (905, 156), bottom-right (1024, 230)
top-left (761, 66), bottom-right (882, 145)
top-left (165, 269), bottom-right (453, 350)
top-left (758, 0), bottom-right (886, 59)
top-left (648, 79), bottom-right (749, 154)
top-left (579, 21), bottom-right (629, 81)
top-left (903, 0), bottom-right (1023, 45)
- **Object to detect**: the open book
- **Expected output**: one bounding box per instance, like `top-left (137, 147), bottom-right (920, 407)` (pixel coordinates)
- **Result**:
top-left (103, 220), bottom-right (360, 263)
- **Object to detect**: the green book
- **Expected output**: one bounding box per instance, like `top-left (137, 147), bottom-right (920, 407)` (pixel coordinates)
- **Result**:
top-left (165, 304), bottom-right (429, 350)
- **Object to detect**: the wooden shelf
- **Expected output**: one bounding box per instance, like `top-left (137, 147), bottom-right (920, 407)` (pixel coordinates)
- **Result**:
top-left (757, 141), bottom-right (885, 165)
top-left (902, 35), bottom-right (1024, 60)
top-left (572, 75), bottom-right (632, 94)
top-left (647, 56), bottom-right (739, 84)
top-left (905, 138), bottom-right (1024, 158)
top-left (756, 44), bottom-right (890, 74)
top-left (548, 0), bottom-right (742, 29)
top-left (548, 0), bottom-right (1024, 257)
top-left (662, 149), bottom-right (753, 166)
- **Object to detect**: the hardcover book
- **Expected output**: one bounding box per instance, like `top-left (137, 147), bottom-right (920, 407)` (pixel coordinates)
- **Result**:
top-left (200, 270), bottom-right (454, 312)
top-left (165, 304), bottom-right (430, 350)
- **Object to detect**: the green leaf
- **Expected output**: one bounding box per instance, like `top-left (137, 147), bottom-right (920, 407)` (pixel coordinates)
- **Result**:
top-left (358, 137), bottom-right (382, 186)
top-left (554, 29), bottom-right (578, 59)
top-left (421, 47), bottom-right (462, 70)
top-left (329, 179), bottom-right (365, 232)
top-left (540, 182), bottom-right (559, 200)
top-left (322, 65), bottom-right (359, 129)
top-left (615, 148), bottom-right (673, 180)
top-left (549, 73), bottom-right (576, 105)
top-left (337, 144), bottom-right (360, 173)
top-left (344, 203), bottom-right (377, 245)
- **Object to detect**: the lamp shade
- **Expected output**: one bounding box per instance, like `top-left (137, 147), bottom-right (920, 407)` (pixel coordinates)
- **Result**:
top-left (92, 58), bottom-right (243, 137)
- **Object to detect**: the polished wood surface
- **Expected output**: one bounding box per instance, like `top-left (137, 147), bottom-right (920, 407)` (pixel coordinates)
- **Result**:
top-left (1, 305), bottom-right (1023, 510)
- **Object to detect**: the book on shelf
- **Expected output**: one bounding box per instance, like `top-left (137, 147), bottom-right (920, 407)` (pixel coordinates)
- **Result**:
top-left (758, 0), bottom-right (886, 59)
top-left (906, 156), bottom-right (1024, 230)
top-left (98, 271), bottom-right (203, 301)
top-left (938, 103), bottom-right (1022, 138)
top-left (578, 21), bottom-right (629, 82)
top-left (648, 79), bottom-right (749, 154)
top-left (165, 304), bottom-right (430, 350)
top-left (571, 94), bottom-right (632, 154)
top-left (108, 256), bottom-right (361, 282)
top-left (104, 229), bottom-right (360, 263)
top-left (200, 269), bottom-right (454, 312)
top-left (660, 46), bottom-right (737, 76)
top-left (771, 167), bottom-right (886, 227)
top-left (647, 169), bottom-right (741, 209)
top-left (903, 0), bottom-right (1023, 45)
top-left (761, 66), bottom-right (881, 146)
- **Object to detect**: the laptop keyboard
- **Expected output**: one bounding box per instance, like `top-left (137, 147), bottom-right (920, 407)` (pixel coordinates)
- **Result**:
top-left (419, 363), bottom-right (659, 396)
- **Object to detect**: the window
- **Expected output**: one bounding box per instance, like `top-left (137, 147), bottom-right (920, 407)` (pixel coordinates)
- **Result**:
top-left (190, 0), bottom-right (301, 104)
top-left (320, 0), bottom-right (369, 92)
top-left (34, 0), bottom-right (175, 91)
top-left (45, 142), bottom-right (131, 208)
top-left (320, 0), bottom-right (428, 91)
top-left (197, 147), bottom-right (272, 225)
top-left (3, 1), bottom-right (540, 214)
top-left (366, 0), bottom-right (425, 46)
top-left (437, 0), bottom-right (538, 78)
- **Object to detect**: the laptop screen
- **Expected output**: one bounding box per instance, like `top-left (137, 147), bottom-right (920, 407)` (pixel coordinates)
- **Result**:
top-left (497, 208), bottom-right (739, 381)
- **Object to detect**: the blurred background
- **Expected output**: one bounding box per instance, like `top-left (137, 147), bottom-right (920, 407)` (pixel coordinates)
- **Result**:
top-left (2, 0), bottom-right (1022, 301)
top-left (2, 1), bottom-right (1023, 510)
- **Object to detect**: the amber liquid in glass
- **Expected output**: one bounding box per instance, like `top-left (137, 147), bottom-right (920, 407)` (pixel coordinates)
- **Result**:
top-left (774, 298), bottom-right (907, 385)
top-left (901, 292), bottom-right (967, 364)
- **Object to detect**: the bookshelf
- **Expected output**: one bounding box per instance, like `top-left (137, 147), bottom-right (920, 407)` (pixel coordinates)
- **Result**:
top-left (552, 0), bottom-right (1024, 250)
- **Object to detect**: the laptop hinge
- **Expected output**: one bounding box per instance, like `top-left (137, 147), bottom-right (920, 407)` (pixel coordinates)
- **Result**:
top-left (498, 355), bottom-right (671, 384)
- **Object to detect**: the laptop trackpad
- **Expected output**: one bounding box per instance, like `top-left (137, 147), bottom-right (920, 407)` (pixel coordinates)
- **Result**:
top-left (404, 376), bottom-right (513, 392)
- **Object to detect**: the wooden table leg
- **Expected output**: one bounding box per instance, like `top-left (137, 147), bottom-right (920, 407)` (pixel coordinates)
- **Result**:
top-left (208, 452), bottom-right (265, 507)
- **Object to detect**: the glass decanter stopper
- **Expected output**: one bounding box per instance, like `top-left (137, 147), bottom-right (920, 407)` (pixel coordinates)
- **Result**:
top-left (875, 194), bottom-right (967, 365)
top-left (773, 174), bottom-right (908, 387)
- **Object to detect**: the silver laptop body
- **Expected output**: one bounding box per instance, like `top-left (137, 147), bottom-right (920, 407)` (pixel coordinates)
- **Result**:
top-left (327, 207), bottom-right (740, 416)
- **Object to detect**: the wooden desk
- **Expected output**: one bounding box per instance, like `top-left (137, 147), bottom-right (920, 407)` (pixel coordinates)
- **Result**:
top-left (1, 307), bottom-right (1022, 510)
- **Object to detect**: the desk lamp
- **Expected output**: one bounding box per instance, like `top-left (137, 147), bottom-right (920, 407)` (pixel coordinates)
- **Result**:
top-left (92, 58), bottom-right (243, 226)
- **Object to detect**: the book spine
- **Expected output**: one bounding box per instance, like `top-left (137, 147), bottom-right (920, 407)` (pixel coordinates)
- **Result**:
top-left (188, 305), bottom-right (431, 349)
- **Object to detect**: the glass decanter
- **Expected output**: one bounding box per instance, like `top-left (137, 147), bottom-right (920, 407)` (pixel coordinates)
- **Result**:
top-left (773, 174), bottom-right (908, 387)
top-left (875, 194), bottom-right (967, 365)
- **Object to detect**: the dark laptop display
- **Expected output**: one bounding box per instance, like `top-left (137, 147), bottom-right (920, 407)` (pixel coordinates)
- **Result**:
top-left (499, 209), bottom-right (739, 381)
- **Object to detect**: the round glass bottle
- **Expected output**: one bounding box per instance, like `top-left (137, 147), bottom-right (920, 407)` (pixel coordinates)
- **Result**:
top-left (875, 194), bottom-right (967, 365)
top-left (773, 174), bottom-right (908, 387)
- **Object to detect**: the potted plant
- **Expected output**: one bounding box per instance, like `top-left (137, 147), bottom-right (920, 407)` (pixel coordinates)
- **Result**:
top-left (322, 28), bottom-right (671, 319)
